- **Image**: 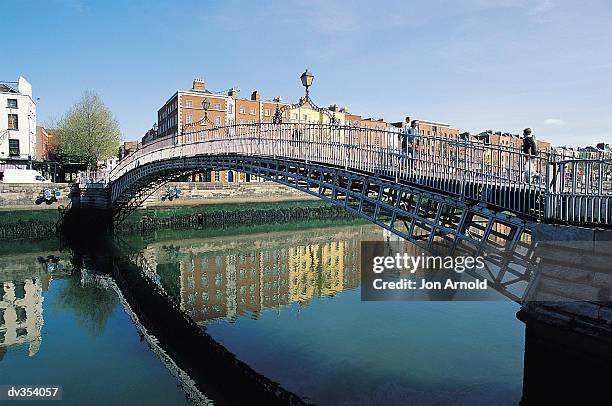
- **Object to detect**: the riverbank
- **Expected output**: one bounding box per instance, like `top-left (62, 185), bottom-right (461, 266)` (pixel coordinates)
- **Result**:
top-left (0, 200), bottom-right (362, 241)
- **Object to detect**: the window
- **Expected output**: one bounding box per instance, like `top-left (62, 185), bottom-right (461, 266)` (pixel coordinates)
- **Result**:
top-left (214, 171), bottom-right (220, 182)
top-left (15, 306), bottom-right (27, 323)
top-left (214, 103), bottom-right (221, 110)
top-left (250, 107), bottom-right (255, 115)
top-left (303, 114), bottom-right (307, 121)
top-left (293, 113), bottom-right (298, 120)
top-left (7, 99), bottom-right (17, 108)
top-left (185, 100), bottom-right (192, 108)
top-left (239, 119), bottom-right (245, 125)
top-left (214, 117), bottom-right (221, 126)
top-left (228, 104), bottom-right (233, 114)
top-left (239, 106), bottom-right (246, 114)
top-left (8, 139), bottom-right (19, 157)
top-left (264, 108), bottom-right (270, 117)
top-left (7, 114), bottom-right (18, 130)
top-left (186, 114), bottom-right (192, 124)
top-left (14, 283), bottom-right (26, 299)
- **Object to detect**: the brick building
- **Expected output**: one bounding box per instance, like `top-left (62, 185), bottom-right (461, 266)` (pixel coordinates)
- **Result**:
top-left (153, 79), bottom-right (295, 183)
top-left (34, 126), bottom-right (49, 161)
top-left (149, 77), bottom-right (473, 183)
top-left (156, 78), bottom-right (230, 142)
top-left (119, 141), bottom-right (139, 159)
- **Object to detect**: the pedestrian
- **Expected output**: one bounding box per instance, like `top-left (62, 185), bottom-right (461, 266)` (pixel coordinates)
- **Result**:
top-left (398, 118), bottom-right (419, 174)
top-left (522, 128), bottom-right (539, 182)
top-left (522, 128), bottom-right (537, 156)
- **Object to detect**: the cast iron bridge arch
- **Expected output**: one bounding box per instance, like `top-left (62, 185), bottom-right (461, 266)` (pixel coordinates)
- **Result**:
top-left (90, 122), bottom-right (610, 302)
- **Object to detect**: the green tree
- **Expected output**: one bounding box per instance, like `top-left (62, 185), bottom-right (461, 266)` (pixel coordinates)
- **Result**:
top-left (56, 91), bottom-right (121, 169)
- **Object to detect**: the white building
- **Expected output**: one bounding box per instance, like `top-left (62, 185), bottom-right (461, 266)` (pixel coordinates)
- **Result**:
top-left (0, 77), bottom-right (37, 166)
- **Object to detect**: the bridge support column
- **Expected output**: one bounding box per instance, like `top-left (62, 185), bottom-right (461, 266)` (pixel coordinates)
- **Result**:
top-left (517, 223), bottom-right (612, 402)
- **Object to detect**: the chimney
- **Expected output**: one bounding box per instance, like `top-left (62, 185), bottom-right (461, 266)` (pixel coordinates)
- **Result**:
top-left (228, 87), bottom-right (239, 98)
top-left (251, 90), bottom-right (260, 101)
top-left (192, 78), bottom-right (206, 92)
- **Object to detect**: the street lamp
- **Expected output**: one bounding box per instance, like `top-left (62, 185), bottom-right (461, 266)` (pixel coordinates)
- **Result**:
top-left (300, 69), bottom-right (314, 98)
top-left (202, 98), bottom-right (210, 122)
top-left (273, 69), bottom-right (333, 124)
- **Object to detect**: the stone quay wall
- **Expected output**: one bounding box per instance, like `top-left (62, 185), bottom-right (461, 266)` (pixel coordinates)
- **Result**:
top-left (0, 182), bottom-right (315, 210)
top-left (142, 182), bottom-right (315, 207)
top-left (0, 183), bottom-right (71, 210)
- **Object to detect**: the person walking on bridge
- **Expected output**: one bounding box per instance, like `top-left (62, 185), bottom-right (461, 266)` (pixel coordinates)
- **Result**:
top-left (398, 118), bottom-right (419, 174)
top-left (522, 128), bottom-right (539, 182)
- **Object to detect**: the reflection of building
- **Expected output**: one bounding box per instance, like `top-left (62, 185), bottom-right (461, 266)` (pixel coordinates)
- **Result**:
top-left (0, 278), bottom-right (44, 358)
top-left (175, 238), bottom-right (361, 324)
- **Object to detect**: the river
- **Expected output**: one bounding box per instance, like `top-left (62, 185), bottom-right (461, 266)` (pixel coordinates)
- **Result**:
top-left (0, 221), bottom-right (525, 405)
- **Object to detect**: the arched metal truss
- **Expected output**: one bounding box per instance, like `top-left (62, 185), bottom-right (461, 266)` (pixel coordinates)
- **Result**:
top-left (110, 154), bottom-right (536, 302)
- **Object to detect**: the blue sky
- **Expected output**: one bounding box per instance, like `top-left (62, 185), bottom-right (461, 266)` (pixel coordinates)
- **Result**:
top-left (4, 0), bottom-right (611, 145)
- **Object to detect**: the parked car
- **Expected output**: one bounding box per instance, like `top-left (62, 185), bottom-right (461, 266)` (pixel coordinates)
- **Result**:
top-left (0, 168), bottom-right (51, 183)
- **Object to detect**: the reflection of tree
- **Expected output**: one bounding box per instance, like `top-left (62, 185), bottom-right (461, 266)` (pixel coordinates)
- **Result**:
top-left (55, 273), bottom-right (118, 337)
top-left (156, 262), bottom-right (181, 302)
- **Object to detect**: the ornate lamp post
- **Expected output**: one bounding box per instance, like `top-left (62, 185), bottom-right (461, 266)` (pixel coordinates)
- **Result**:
top-left (273, 69), bottom-right (334, 124)
top-left (273, 102), bottom-right (283, 124)
top-left (300, 69), bottom-right (314, 100)
top-left (202, 98), bottom-right (210, 122)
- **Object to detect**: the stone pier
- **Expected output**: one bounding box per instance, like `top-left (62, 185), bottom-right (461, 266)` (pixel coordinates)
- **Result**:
top-left (517, 223), bottom-right (611, 402)
top-left (518, 223), bottom-right (612, 357)
top-left (517, 224), bottom-right (612, 405)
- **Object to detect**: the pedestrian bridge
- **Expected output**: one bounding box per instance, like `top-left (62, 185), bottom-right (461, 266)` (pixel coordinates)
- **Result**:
top-left (74, 122), bottom-right (611, 302)
top-left (107, 122), bottom-right (610, 225)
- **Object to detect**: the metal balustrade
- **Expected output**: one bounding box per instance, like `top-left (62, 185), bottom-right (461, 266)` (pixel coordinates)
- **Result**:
top-left (100, 122), bottom-right (610, 225)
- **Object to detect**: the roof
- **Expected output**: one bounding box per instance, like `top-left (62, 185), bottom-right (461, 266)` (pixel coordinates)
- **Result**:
top-left (0, 81), bottom-right (19, 93)
top-left (417, 119), bottom-right (452, 127)
top-left (179, 88), bottom-right (227, 97)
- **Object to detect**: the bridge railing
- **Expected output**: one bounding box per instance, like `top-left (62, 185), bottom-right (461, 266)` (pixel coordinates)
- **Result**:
top-left (108, 122), bottom-right (611, 224)
top-left (546, 158), bottom-right (612, 223)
